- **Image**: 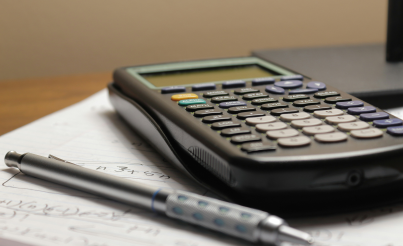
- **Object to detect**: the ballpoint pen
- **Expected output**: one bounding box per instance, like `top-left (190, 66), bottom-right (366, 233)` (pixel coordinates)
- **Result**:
top-left (4, 151), bottom-right (312, 246)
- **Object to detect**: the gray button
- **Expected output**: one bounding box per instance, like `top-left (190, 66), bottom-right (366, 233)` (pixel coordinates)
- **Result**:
top-left (351, 128), bottom-right (383, 138)
top-left (291, 118), bottom-right (323, 128)
top-left (314, 109), bottom-right (344, 118)
top-left (303, 125), bottom-right (335, 135)
top-left (338, 121), bottom-right (370, 131)
top-left (315, 132), bottom-right (348, 143)
top-left (280, 112), bottom-right (311, 122)
top-left (267, 129), bottom-right (299, 139)
top-left (278, 136), bottom-right (311, 147)
top-left (326, 115), bottom-right (356, 124)
top-left (256, 122), bottom-right (287, 132)
top-left (246, 116), bottom-right (276, 125)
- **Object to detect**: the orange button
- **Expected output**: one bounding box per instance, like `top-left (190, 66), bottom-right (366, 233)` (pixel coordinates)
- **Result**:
top-left (171, 93), bottom-right (198, 101)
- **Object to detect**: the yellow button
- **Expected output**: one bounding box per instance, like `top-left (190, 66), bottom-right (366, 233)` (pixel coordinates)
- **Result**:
top-left (171, 93), bottom-right (198, 101)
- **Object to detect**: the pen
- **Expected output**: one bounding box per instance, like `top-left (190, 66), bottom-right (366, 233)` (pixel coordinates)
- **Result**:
top-left (4, 151), bottom-right (312, 245)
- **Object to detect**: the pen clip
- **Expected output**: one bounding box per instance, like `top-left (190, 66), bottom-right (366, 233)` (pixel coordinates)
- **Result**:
top-left (48, 154), bottom-right (81, 166)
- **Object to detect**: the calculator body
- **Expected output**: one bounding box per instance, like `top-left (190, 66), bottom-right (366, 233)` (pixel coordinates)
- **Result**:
top-left (108, 57), bottom-right (403, 216)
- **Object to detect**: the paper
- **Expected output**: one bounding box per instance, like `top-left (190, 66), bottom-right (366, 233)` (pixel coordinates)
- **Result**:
top-left (1, 89), bottom-right (403, 246)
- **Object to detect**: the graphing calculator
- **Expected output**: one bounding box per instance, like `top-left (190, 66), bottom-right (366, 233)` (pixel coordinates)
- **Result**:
top-left (108, 57), bottom-right (403, 216)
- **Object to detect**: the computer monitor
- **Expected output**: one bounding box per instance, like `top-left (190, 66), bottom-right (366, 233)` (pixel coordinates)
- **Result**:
top-left (386, 0), bottom-right (403, 62)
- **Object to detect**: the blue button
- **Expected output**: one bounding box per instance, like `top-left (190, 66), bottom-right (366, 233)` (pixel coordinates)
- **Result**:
top-left (274, 80), bottom-right (303, 88)
top-left (307, 81), bottom-right (326, 90)
top-left (252, 77), bottom-right (275, 85)
top-left (178, 195), bottom-right (188, 202)
top-left (219, 207), bottom-right (230, 213)
top-left (172, 207), bottom-right (183, 215)
top-left (280, 75), bottom-right (304, 81)
top-left (192, 83), bottom-right (216, 91)
top-left (192, 213), bottom-right (204, 221)
top-left (374, 118), bottom-right (403, 127)
top-left (222, 80), bottom-right (246, 88)
top-left (235, 225), bottom-right (247, 233)
top-left (360, 112), bottom-right (389, 121)
top-left (161, 86), bottom-right (186, 94)
top-left (265, 86), bottom-right (285, 94)
top-left (198, 201), bottom-right (208, 208)
top-left (214, 218), bottom-right (225, 226)
top-left (348, 106), bottom-right (376, 115)
top-left (387, 126), bottom-right (403, 135)
top-left (336, 101), bottom-right (364, 109)
top-left (219, 101), bottom-right (247, 108)
top-left (289, 88), bottom-right (318, 94)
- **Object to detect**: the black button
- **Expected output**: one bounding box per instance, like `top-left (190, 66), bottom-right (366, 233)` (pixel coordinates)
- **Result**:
top-left (271, 108), bottom-right (299, 116)
top-left (251, 98), bottom-right (278, 105)
top-left (221, 127), bottom-right (251, 136)
top-left (293, 99), bottom-right (321, 107)
top-left (325, 96), bottom-right (352, 103)
top-left (283, 94), bottom-right (309, 102)
top-left (231, 134), bottom-right (261, 144)
top-left (203, 91), bottom-right (229, 98)
top-left (211, 121), bottom-right (241, 130)
top-left (186, 104), bottom-right (214, 112)
top-left (237, 112), bottom-right (266, 119)
top-left (211, 96), bottom-right (238, 103)
top-left (242, 93), bottom-right (269, 100)
top-left (194, 109), bottom-right (222, 117)
top-left (303, 105), bottom-right (332, 112)
top-left (202, 115), bottom-right (232, 123)
top-left (261, 103), bottom-right (289, 110)
top-left (234, 88), bottom-right (259, 95)
top-left (228, 106), bottom-right (256, 114)
top-left (314, 91), bottom-right (340, 99)
top-left (241, 142), bottom-right (276, 153)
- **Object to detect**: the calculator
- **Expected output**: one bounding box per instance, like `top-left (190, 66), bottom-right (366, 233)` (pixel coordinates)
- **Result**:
top-left (108, 57), bottom-right (403, 215)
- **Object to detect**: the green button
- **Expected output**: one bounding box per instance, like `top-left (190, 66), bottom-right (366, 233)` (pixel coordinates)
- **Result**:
top-left (178, 99), bottom-right (206, 106)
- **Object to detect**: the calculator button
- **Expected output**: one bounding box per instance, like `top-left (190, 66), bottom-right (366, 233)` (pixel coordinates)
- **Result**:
top-left (288, 88), bottom-right (318, 94)
top-left (283, 94), bottom-right (310, 102)
top-left (178, 99), bottom-right (206, 106)
top-left (251, 77), bottom-right (275, 85)
top-left (314, 109), bottom-right (344, 118)
top-left (360, 112), bottom-right (389, 121)
top-left (338, 122), bottom-right (370, 131)
top-left (314, 91), bottom-right (340, 98)
top-left (326, 115), bottom-right (356, 124)
top-left (280, 75), bottom-right (304, 81)
top-left (274, 80), bottom-right (303, 88)
top-left (219, 101), bottom-right (247, 108)
top-left (256, 122), bottom-right (288, 132)
top-left (211, 96), bottom-right (237, 103)
top-left (373, 118), bottom-right (403, 128)
top-left (291, 118), bottom-right (323, 128)
top-left (246, 116), bottom-right (276, 125)
top-left (280, 112), bottom-right (311, 122)
top-left (203, 91), bottom-right (229, 98)
top-left (303, 105), bottom-right (332, 112)
top-left (202, 115), bottom-right (232, 123)
top-left (194, 109), bottom-right (222, 117)
top-left (192, 83), bottom-right (216, 91)
top-left (303, 125), bottom-right (335, 135)
top-left (186, 104), bottom-right (214, 112)
top-left (336, 100), bottom-right (364, 109)
top-left (351, 128), bottom-right (383, 138)
top-left (241, 142), bottom-right (276, 153)
top-left (315, 132), bottom-right (347, 143)
top-left (278, 136), bottom-right (311, 147)
top-left (265, 86), bottom-right (285, 94)
top-left (271, 108), bottom-right (300, 116)
top-left (171, 93), bottom-right (198, 101)
top-left (243, 93), bottom-right (268, 100)
top-left (222, 80), bottom-right (246, 88)
top-left (261, 103), bottom-right (289, 110)
top-left (293, 99), bottom-right (321, 107)
top-left (387, 126), bottom-right (403, 136)
top-left (306, 81), bottom-right (326, 90)
top-left (348, 106), bottom-right (376, 115)
top-left (324, 96), bottom-right (352, 103)
top-left (251, 98), bottom-right (278, 105)
top-left (161, 86), bottom-right (186, 94)
top-left (267, 129), bottom-right (299, 139)
top-left (237, 112), bottom-right (266, 119)
top-left (234, 88), bottom-right (260, 95)
top-left (231, 134), bottom-right (261, 144)
top-left (228, 106), bottom-right (256, 114)
top-left (211, 121), bottom-right (241, 130)
top-left (221, 127), bottom-right (251, 136)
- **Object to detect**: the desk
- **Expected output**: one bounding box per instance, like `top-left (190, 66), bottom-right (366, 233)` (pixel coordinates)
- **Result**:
top-left (0, 73), bottom-right (111, 136)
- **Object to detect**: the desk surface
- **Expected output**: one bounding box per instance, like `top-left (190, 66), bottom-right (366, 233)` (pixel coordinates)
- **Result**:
top-left (0, 73), bottom-right (111, 136)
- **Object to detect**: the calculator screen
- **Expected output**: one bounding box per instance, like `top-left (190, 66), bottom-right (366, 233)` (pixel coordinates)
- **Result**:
top-left (141, 65), bottom-right (277, 87)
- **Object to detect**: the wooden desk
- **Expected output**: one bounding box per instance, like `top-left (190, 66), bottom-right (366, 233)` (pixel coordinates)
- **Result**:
top-left (0, 73), bottom-right (111, 136)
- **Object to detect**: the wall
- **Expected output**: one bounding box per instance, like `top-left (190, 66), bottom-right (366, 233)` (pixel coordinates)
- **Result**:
top-left (0, 0), bottom-right (387, 80)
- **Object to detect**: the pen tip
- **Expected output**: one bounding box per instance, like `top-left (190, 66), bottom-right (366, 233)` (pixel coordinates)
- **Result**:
top-left (278, 225), bottom-right (313, 245)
